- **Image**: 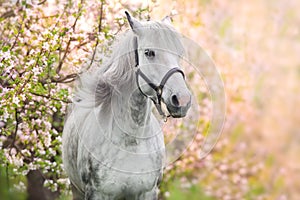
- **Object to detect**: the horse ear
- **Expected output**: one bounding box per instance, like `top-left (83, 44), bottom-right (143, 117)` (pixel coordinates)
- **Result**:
top-left (125, 11), bottom-right (142, 35)
top-left (161, 16), bottom-right (172, 25)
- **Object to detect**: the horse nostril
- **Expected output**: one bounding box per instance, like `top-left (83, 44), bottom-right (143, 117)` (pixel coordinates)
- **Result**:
top-left (171, 94), bottom-right (180, 107)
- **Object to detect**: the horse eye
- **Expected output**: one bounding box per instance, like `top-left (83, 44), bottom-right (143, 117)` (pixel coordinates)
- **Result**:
top-left (145, 49), bottom-right (155, 58)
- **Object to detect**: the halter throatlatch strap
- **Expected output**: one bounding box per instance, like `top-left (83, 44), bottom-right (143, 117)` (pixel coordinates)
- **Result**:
top-left (134, 37), bottom-right (139, 67)
top-left (133, 36), bottom-right (185, 118)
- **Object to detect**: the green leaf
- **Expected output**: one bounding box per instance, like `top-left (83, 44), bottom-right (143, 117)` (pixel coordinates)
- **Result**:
top-left (30, 82), bottom-right (48, 95)
top-left (2, 46), bottom-right (9, 52)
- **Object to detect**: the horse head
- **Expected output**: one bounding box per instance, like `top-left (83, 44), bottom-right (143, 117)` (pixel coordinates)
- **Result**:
top-left (125, 11), bottom-right (191, 118)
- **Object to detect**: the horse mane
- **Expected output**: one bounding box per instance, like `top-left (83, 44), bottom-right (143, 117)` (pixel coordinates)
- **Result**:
top-left (72, 21), bottom-right (184, 110)
top-left (73, 30), bottom-right (137, 109)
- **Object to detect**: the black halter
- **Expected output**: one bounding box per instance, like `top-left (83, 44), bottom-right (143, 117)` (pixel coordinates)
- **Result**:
top-left (133, 37), bottom-right (185, 118)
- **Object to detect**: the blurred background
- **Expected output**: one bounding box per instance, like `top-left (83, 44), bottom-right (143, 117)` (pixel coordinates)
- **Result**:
top-left (0, 0), bottom-right (299, 199)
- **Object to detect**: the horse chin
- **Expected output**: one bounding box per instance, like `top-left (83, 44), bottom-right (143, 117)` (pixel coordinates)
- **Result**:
top-left (170, 112), bottom-right (187, 118)
top-left (167, 105), bottom-right (189, 118)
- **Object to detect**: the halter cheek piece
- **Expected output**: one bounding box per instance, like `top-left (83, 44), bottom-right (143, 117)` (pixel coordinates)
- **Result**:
top-left (133, 37), bottom-right (185, 118)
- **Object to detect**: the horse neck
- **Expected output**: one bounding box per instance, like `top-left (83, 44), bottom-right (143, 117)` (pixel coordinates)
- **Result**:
top-left (128, 88), bottom-right (151, 126)
top-left (111, 79), bottom-right (152, 135)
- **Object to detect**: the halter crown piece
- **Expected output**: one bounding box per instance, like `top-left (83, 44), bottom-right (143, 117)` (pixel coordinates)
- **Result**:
top-left (133, 37), bottom-right (185, 120)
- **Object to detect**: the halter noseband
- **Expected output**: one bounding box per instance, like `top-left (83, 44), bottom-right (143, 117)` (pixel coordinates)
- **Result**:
top-left (133, 37), bottom-right (185, 118)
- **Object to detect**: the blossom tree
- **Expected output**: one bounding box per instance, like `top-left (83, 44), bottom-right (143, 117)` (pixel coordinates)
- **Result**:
top-left (0, 0), bottom-right (151, 198)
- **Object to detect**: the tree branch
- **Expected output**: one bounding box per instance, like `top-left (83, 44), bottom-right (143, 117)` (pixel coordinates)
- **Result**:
top-left (0, 10), bottom-right (25, 63)
top-left (51, 73), bottom-right (78, 83)
top-left (72, 0), bottom-right (84, 31)
top-left (37, 0), bottom-right (47, 5)
top-left (0, 10), bottom-right (15, 19)
top-left (87, 0), bottom-right (104, 70)
top-left (30, 91), bottom-right (71, 103)
top-left (9, 109), bottom-right (19, 150)
top-left (56, 0), bottom-right (85, 74)
top-left (56, 38), bottom-right (72, 74)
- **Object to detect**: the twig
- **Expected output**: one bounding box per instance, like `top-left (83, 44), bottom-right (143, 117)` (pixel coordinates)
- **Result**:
top-left (53, 1), bottom-right (69, 28)
top-left (30, 91), bottom-right (71, 103)
top-left (70, 39), bottom-right (91, 52)
top-left (87, 0), bottom-right (104, 70)
top-left (37, 0), bottom-right (47, 5)
top-left (0, 10), bottom-right (15, 19)
top-left (16, 47), bottom-right (43, 95)
top-left (72, 0), bottom-right (84, 31)
top-left (9, 109), bottom-right (19, 150)
top-left (51, 73), bottom-right (77, 83)
top-left (0, 10), bottom-right (25, 63)
top-left (13, 143), bottom-right (32, 162)
top-left (10, 9), bottom-right (26, 51)
top-left (55, 0), bottom-right (85, 74)
top-left (17, 71), bottom-right (32, 95)
top-left (56, 38), bottom-right (72, 74)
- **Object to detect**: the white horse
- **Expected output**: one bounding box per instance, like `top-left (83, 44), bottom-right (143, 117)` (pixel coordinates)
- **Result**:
top-left (62, 11), bottom-right (191, 200)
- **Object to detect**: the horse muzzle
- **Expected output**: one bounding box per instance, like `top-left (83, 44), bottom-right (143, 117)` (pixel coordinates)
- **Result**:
top-left (166, 92), bottom-right (191, 118)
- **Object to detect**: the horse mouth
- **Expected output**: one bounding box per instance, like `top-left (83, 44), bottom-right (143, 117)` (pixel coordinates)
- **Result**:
top-left (166, 102), bottom-right (191, 118)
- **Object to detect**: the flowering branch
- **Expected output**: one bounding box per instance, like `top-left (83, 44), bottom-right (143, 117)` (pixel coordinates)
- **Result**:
top-left (88, 0), bottom-right (104, 70)
top-left (56, 38), bottom-right (72, 74)
top-left (30, 91), bottom-right (71, 103)
top-left (0, 1), bottom-right (151, 198)
top-left (10, 11), bottom-right (26, 51)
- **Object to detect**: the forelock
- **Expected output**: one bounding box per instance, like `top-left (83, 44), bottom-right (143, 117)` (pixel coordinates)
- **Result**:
top-left (138, 21), bottom-right (185, 56)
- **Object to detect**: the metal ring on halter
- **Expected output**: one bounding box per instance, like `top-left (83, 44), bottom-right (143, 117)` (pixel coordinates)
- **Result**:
top-left (133, 37), bottom-right (185, 119)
